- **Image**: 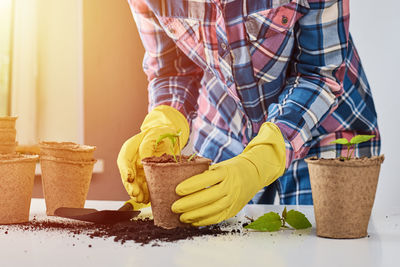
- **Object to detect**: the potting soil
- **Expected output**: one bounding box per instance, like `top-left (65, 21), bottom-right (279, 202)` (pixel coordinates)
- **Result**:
top-left (1, 217), bottom-right (232, 246)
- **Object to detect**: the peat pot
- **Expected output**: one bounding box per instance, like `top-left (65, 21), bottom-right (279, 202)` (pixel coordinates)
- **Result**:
top-left (142, 154), bottom-right (211, 229)
top-left (305, 155), bottom-right (384, 239)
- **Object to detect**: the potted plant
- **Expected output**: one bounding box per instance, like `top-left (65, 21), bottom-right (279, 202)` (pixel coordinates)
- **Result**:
top-left (142, 131), bottom-right (211, 229)
top-left (305, 135), bottom-right (384, 239)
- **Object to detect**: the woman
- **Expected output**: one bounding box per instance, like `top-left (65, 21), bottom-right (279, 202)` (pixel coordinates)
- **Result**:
top-left (118, 0), bottom-right (380, 226)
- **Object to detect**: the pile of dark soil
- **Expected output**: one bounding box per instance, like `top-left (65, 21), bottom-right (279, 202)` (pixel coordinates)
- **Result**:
top-left (1, 217), bottom-right (232, 246)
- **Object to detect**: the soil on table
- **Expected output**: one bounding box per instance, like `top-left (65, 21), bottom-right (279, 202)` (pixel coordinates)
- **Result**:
top-left (1, 217), bottom-right (232, 246)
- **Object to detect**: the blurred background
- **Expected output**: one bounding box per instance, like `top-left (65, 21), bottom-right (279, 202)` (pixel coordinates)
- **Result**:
top-left (0, 0), bottom-right (399, 207)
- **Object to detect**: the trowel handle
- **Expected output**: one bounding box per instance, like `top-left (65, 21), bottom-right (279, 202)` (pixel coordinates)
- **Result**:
top-left (118, 201), bottom-right (134, 211)
top-left (118, 198), bottom-right (151, 211)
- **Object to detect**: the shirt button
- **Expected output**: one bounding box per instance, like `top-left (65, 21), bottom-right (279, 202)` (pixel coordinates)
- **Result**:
top-left (281, 16), bottom-right (288, 25)
top-left (189, 111), bottom-right (198, 120)
top-left (169, 28), bottom-right (176, 34)
top-left (220, 42), bottom-right (228, 51)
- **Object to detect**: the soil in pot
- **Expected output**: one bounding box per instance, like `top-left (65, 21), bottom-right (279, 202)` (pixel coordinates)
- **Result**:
top-left (0, 154), bottom-right (38, 224)
top-left (142, 154), bottom-right (212, 229)
top-left (306, 155), bottom-right (384, 239)
top-left (40, 156), bottom-right (96, 215)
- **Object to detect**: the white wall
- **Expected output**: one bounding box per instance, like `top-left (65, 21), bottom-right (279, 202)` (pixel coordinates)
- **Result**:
top-left (36, 0), bottom-right (83, 143)
top-left (350, 0), bottom-right (400, 208)
top-left (11, 0), bottom-right (83, 145)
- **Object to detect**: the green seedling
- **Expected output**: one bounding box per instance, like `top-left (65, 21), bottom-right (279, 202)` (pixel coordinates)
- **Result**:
top-left (187, 153), bottom-right (197, 162)
top-left (244, 207), bottom-right (311, 232)
top-left (155, 130), bottom-right (197, 163)
top-left (330, 135), bottom-right (375, 160)
top-left (155, 130), bottom-right (182, 163)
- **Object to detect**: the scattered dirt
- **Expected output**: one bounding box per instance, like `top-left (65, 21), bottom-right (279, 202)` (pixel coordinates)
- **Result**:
top-left (1, 217), bottom-right (231, 246)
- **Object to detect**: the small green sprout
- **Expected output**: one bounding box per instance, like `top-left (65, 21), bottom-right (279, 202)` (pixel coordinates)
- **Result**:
top-left (155, 131), bottom-right (197, 163)
top-left (330, 135), bottom-right (375, 160)
top-left (187, 153), bottom-right (196, 162)
top-left (155, 130), bottom-right (182, 163)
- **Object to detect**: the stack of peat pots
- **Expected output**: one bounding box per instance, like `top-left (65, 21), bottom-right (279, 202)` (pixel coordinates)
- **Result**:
top-left (0, 116), bottom-right (38, 224)
top-left (39, 142), bottom-right (96, 215)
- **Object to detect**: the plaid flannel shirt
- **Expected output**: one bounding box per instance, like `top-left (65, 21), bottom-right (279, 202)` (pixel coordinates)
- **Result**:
top-left (128, 0), bottom-right (381, 204)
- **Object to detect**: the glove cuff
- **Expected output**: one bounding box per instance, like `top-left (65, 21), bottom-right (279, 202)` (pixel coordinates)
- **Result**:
top-left (141, 105), bottom-right (190, 148)
top-left (242, 122), bottom-right (286, 183)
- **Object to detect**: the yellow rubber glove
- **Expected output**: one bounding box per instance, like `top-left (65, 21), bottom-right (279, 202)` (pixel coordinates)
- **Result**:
top-left (121, 198), bottom-right (151, 211)
top-left (171, 122), bottom-right (286, 226)
top-left (117, 105), bottom-right (189, 204)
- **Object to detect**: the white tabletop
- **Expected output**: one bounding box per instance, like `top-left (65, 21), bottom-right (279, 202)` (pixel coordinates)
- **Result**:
top-left (0, 198), bottom-right (398, 267)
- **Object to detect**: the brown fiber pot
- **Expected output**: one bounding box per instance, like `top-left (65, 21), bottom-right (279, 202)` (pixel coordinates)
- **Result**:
top-left (0, 116), bottom-right (17, 129)
top-left (0, 142), bottom-right (17, 154)
top-left (305, 155), bottom-right (384, 239)
top-left (40, 155), bottom-right (96, 215)
top-left (39, 141), bottom-right (96, 161)
top-left (142, 155), bottom-right (212, 229)
top-left (0, 128), bottom-right (16, 143)
top-left (0, 154), bottom-right (38, 224)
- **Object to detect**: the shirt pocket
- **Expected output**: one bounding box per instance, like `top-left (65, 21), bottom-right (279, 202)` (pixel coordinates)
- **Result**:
top-left (158, 17), bottom-right (208, 70)
top-left (244, 1), bottom-right (305, 84)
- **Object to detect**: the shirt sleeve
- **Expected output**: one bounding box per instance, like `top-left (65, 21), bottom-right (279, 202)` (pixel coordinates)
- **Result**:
top-left (128, 0), bottom-right (203, 119)
top-left (267, 0), bottom-right (350, 168)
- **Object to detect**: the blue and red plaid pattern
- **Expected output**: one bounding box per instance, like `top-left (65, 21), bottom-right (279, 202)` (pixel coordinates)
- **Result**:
top-left (128, 0), bottom-right (381, 204)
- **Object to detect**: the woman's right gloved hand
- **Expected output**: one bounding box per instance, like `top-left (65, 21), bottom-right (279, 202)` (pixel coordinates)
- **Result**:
top-left (117, 105), bottom-right (189, 204)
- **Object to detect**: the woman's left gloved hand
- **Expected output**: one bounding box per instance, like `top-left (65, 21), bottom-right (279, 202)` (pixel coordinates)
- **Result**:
top-left (171, 122), bottom-right (286, 226)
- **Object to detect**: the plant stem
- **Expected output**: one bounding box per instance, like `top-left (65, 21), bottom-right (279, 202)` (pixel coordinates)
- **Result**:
top-left (281, 217), bottom-right (286, 228)
top-left (177, 137), bottom-right (181, 162)
top-left (349, 145), bottom-right (355, 160)
top-left (188, 153), bottom-right (196, 162)
top-left (346, 144), bottom-right (351, 160)
top-left (245, 215), bottom-right (254, 222)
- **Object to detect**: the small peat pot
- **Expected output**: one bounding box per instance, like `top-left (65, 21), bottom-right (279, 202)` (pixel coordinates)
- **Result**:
top-left (305, 155), bottom-right (384, 239)
top-left (39, 141), bottom-right (96, 161)
top-left (0, 128), bottom-right (16, 143)
top-left (0, 142), bottom-right (17, 155)
top-left (40, 156), bottom-right (96, 215)
top-left (142, 154), bottom-right (211, 229)
top-left (0, 116), bottom-right (17, 129)
top-left (0, 154), bottom-right (38, 224)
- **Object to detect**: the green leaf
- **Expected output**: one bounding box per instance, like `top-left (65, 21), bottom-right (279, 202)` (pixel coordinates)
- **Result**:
top-left (350, 135), bottom-right (375, 145)
top-left (155, 133), bottom-right (176, 148)
top-left (155, 130), bottom-right (182, 149)
top-left (330, 138), bottom-right (350, 145)
top-left (244, 212), bottom-right (282, 232)
top-left (282, 206), bottom-right (287, 220)
top-left (285, 210), bottom-right (312, 230)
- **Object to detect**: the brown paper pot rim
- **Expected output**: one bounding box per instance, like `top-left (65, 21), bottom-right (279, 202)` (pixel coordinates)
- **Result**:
top-left (40, 155), bottom-right (97, 165)
top-left (305, 155), bottom-right (384, 167)
top-left (0, 128), bottom-right (16, 133)
top-left (0, 116), bottom-right (18, 122)
top-left (142, 156), bottom-right (212, 167)
top-left (39, 141), bottom-right (96, 152)
top-left (0, 154), bottom-right (39, 164)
